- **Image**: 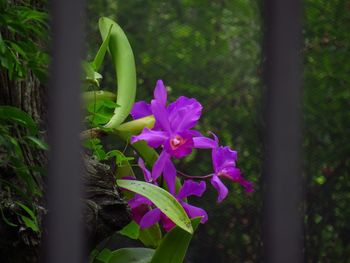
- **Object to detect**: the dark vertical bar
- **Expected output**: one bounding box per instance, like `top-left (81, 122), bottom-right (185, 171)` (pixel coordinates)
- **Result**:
top-left (263, 0), bottom-right (303, 263)
top-left (46, 0), bottom-right (85, 262)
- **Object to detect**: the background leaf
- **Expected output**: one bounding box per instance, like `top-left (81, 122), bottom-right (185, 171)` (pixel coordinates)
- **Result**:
top-left (0, 106), bottom-right (38, 135)
top-left (26, 136), bottom-right (48, 150)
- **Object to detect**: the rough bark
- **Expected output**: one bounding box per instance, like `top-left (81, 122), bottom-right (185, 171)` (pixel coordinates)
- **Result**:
top-left (0, 2), bottom-right (131, 261)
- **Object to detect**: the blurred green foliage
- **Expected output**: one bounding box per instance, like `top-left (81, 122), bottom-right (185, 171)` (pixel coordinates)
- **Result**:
top-left (0, 0), bottom-right (48, 81)
top-left (303, 0), bottom-right (350, 262)
top-left (87, 0), bottom-right (350, 262)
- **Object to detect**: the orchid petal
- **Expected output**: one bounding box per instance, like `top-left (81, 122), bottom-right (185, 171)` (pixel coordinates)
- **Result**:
top-left (138, 158), bottom-right (152, 182)
top-left (130, 101), bottom-right (152, 119)
top-left (139, 208), bottom-right (161, 229)
top-left (131, 128), bottom-right (167, 148)
top-left (240, 179), bottom-right (254, 193)
top-left (167, 96), bottom-right (202, 132)
top-left (131, 205), bottom-right (150, 225)
top-left (209, 131), bottom-right (219, 145)
top-left (193, 136), bottom-right (217, 149)
top-left (151, 99), bottom-right (171, 132)
top-left (163, 158), bottom-right (177, 194)
top-left (161, 214), bottom-right (176, 232)
top-left (182, 202), bottom-right (208, 223)
top-left (189, 130), bottom-right (203, 137)
top-left (223, 167), bottom-right (242, 181)
top-left (211, 175), bottom-right (228, 203)
top-left (177, 180), bottom-right (206, 200)
top-left (212, 146), bottom-right (238, 173)
top-left (128, 194), bottom-right (152, 209)
top-left (154, 80), bottom-right (167, 106)
top-left (152, 150), bottom-right (170, 180)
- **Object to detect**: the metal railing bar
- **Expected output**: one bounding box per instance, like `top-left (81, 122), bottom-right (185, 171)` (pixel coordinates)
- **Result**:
top-left (46, 0), bottom-right (85, 262)
top-left (263, 0), bottom-right (304, 262)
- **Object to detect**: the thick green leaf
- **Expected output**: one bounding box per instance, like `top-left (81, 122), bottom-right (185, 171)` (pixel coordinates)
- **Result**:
top-left (150, 217), bottom-right (201, 263)
top-left (138, 224), bottom-right (162, 248)
top-left (93, 24), bottom-right (113, 71)
top-left (118, 220), bottom-right (140, 239)
top-left (116, 115), bottom-right (155, 137)
top-left (118, 220), bottom-right (162, 248)
top-left (108, 248), bottom-right (154, 263)
top-left (130, 141), bottom-right (159, 170)
top-left (116, 180), bottom-right (193, 234)
top-left (99, 17), bottom-right (136, 129)
top-left (93, 248), bottom-right (113, 263)
top-left (0, 106), bottom-right (38, 135)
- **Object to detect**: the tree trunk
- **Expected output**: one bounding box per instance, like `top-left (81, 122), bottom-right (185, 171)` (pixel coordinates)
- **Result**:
top-left (0, 2), bottom-right (131, 262)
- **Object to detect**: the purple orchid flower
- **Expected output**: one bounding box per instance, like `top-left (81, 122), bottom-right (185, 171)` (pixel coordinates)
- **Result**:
top-left (210, 133), bottom-right (253, 202)
top-left (131, 80), bottom-right (203, 158)
top-left (128, 179), bottom-right (208, 232)
top-left (131, 80), bottom-right (214, 193)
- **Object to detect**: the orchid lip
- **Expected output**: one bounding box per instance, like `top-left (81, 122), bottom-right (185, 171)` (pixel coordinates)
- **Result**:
top-left (170, 135), bottom-right (186, 150)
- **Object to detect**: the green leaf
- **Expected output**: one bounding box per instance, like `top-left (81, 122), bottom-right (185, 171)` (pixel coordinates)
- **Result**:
top-left (83, 138), bottom-right (102, 150)
top-left (118, 205), bottom-right (162, 248)
top-left (118, 220), bottom-right (140, 239)
top-left (0, 207), bottom-right (18, 227)
top-left (99, 17), bottom-right (137, 129)
top-left (26, 136), bottom-right (48, 150)
top-left (117, 205), bottom-right (162, 248)
top-left (82, 61), bottom-right (102, 87)
top-left (82, 90), bottom-right (116, 106)
top-left (108, 248), bottom-right (154, 263)
top-left (106, 150), bottom-right (135, 179)
top-left (87, 100), bottom-right (106, 113)
top-left (20, 215), bottom-right (39, 232)
top-left (139, 224), bottom-right (162, 248)
top-left (16, 202), bottom-right (36, 220)
top-left (93, 24), bottom-right (113, 71)
top-left (102, 100), bottom-right (120, 109)
top-left (86, 97), bottom-right (120, 127)
top-left (87, 111), bottom-right (113, 126)
top-left (91, 248), bottom-right (113, 263)
top-left (116, 180), bottom-right (193, 234)
top-left (17, 200), bottom-right (39, 232)
top-left (0, 106), bottom-right (38, 135)
top-left (150, 217), bottom-right (201, 263)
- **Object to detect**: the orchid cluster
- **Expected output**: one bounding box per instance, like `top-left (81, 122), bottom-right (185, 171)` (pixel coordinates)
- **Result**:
top-left (126, 80), bottom-right (253, 231)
